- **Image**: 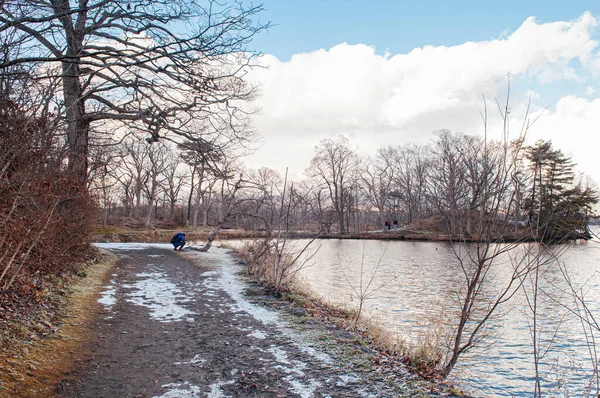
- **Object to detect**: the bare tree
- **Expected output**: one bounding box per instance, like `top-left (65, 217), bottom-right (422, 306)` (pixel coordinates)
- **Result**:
top-left (180, 140), bottom-right (223, 230)
top-left (243, 167), bottom-right (282, 231)
top-left (87, 143), bottom-right (121, 226)
top-left (427, 130), bottom-right (470, 237)
top-left (309, 186), bottom-right (335, 234)
top-left (307, 136), bottom-right (358, 235)
top-left (339, 242), bottom-right (396, 329)
top-left (237, 167), bottom-right (321, 292)
top-left (162, 150), bottom-right (188, 219)
top-left (142, 142), bottom-right (170, 227)
top-left (361, 147), bottom-right (396, 228)
top-left (394, 143), bottom-right (431, 224)
top-left (434, 89), bottom-right (559, 378)
top-left (197, 158), bottom-right (243, 252)
top-left (120, 139), bottom-right (150, 218)
top-left (0, 0), bottom-right (269, 182)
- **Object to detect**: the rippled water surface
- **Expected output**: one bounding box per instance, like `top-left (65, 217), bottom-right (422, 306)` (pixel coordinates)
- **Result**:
top-left (283, 234), bottom-right (600, 397)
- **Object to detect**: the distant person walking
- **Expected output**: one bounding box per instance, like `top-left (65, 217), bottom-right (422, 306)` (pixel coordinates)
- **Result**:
top-left (384, 220), bottom-right (389, 232)
top-left (393, 219), bottom-right (398, 230)
top-left (171, 232), bottom-right (186, 251)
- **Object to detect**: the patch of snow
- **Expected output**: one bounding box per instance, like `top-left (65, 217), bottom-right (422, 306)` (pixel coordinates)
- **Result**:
top-left (192, 248), bottom-right (333, 365)
top-left (174, 354), bottom-right (206, 366)
top-left (268, 346), bottom-right (291, 365)
top-left (148, 254), bottom-right (163, 258)
top-left (123, 272), bottom-right (195, 322)
top-left (159, 383), bottom-right (180, 388)
top-left (193, 248), bottom-right (334, 397)
top-left (201, 262), bottom-right (280, 326)
top-left (98, 285), bottom-right (116, 307)
top-left (94, 242), bottom-right (174, 251)
top-left (358, 391), bottom-right (378, 398)
top-left (248, 330), bottom-right (267, 339)
top-left (337, 374), bottom-right (360, 386)
top-left (206, 379), bottom-right (234, 398)
top-left (153, 381), bottom-right (202, 398)
top-left (274, 362), bottom-right (306, 378)
top-left (297, 345), bottom-right (332, 365)
top-left (202, 270), bottom-right (219, 277)
top-left (285, 376), bottom-right (322, 398)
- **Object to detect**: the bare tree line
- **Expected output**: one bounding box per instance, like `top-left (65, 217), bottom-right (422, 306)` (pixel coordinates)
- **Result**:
top-left (88, 130), bottom-right (597, 242)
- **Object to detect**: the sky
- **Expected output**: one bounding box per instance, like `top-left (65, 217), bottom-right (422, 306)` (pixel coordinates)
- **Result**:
top-left (242, 1), bottom-right (600, 184)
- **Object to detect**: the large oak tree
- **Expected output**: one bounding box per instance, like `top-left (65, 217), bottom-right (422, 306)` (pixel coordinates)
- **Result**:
top-left (0, 0), bottom-right (268, 182)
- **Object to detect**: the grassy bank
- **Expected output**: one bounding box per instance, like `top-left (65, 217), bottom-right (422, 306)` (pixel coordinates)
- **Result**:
top-left (0, 250), bottom-right (118, 397)
top-left (230, 240), bottom-right (465, 396)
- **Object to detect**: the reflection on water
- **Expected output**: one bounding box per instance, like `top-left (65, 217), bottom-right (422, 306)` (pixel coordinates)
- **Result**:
top-left (290, 236), bottom-right (600, 397)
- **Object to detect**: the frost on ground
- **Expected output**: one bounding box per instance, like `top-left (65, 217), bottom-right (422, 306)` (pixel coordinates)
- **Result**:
top-left (94, 242), bottom-right (175, 251)
top-left (337, 374), bottom-right (360, 385)
top-left (190, 248), bottom-right (347, 396)
top-left (286, 377), bottom-right (322, 398)
top-left (248, 330), bottom-right (267, 339)
top-left (174, 354), bottom-right (206, 366)
top-left (90, 243), bottom-right (425, 398)
top-left (206, 379), bottom-right (235, 398)
top-left (98, 279), bottom-right (116, 308)
top-left (153, 382), bottom-right (202, 398)
top-left (122, 271), bottom-right (195, 322)
top-left (198, 249), bottom-right (332, 364)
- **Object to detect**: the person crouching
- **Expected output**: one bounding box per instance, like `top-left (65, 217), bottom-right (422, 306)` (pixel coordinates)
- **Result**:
top-left (171, 232), bottom-right (186, 251)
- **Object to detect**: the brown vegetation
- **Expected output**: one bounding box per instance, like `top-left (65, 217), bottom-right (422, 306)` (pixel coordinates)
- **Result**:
top-left (233, 240), bottom-right (451, 381)
top-left (0, 98), bottom-right (100, 395)
top-left (0, 250), bottom-right (117, 397)
top-left (1, 99), bottom-right (95, 304)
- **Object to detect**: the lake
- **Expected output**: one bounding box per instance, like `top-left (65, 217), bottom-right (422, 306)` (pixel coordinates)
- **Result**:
top-left (278, 234), bottom-right (600, 397)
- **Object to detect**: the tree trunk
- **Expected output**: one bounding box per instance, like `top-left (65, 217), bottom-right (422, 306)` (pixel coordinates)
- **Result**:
top-left (187, 165), bottom-right (196, 225)
top-left (198, 179), bottom-right (241, 252)
top-left (134, 182), bottom-right (142, 218)
top-left (170, 194), bottom-right (176, 217)
top-left (145, 183), bottom-right (156, 227)
top-left (203, 191), bottom-right (212, 226)
top-left (62, 61), bottom-right (88, 183)
top-left (198, 223), bottom-right (222, 252)
top-left (192, 188), bottom-right (201, 231)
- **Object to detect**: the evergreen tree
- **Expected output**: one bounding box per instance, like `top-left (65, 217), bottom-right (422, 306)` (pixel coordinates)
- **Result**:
top-left (524, 140), bottom-right (597, 240)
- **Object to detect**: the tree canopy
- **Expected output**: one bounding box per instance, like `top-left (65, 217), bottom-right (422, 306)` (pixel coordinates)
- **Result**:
top-left (0, 0), bottom-right (268, 181)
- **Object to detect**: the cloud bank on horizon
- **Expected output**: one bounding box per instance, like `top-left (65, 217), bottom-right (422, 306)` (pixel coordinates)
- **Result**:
top-left (244, 12), bottom-right (600, 184)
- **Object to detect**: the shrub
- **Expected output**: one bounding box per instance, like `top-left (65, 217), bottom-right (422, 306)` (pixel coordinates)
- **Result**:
top-left (0, 99), bottom-right (95, 296)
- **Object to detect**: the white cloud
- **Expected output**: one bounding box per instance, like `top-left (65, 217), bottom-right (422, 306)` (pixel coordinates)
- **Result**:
top-left (531, 96), bottom-right (600, 182)
top-left (244, 12), bottom-right (600, 183)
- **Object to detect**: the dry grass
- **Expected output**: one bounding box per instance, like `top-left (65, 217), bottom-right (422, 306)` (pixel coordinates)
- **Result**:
top-left (286, 287), bottom-right (449, 377)
top-left (0, 250), bottom-right (118, 397)
top-left (233, 240), bottom-right (450, 378)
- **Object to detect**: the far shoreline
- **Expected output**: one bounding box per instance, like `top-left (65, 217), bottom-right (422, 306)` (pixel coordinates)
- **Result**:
top-left (92, 226), bottom-right (593, 245)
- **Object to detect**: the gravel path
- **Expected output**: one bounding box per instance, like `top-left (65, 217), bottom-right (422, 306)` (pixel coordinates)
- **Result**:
top-left (60, 243), bottom-right (435, 398)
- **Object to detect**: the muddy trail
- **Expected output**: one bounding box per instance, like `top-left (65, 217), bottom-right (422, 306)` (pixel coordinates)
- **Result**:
top-left (56, 243), bottom-right (437, 398)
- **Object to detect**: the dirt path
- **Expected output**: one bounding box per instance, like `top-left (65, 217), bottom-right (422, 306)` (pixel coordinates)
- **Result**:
top-left (59, 243), bottom-right (435, 398)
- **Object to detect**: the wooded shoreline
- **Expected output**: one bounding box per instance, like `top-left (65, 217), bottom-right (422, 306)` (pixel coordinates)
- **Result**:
top-left (93, 226), bottom-right (593, 245)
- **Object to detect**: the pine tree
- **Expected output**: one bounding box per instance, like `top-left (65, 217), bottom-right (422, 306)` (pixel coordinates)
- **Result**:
top-left (524, 140), bottom-right (597, 241)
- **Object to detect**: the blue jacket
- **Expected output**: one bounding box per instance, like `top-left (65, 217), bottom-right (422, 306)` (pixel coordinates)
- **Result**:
top-left (171, 232), bottom-right (186, 245)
